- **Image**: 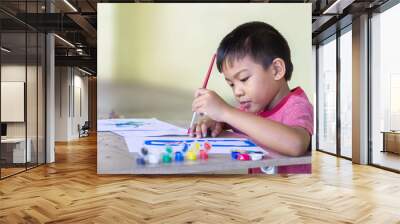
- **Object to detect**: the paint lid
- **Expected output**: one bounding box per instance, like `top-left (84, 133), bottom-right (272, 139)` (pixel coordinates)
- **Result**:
top-left (249, 153), bottom-right (263, 161)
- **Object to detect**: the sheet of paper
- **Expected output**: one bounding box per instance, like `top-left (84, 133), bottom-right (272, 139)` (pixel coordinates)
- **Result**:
top-left (98, 118), bottom-right (185, 132)
top-left (114, 129), bottom-right (187, 138)
top-left (100, 118), bottom-right (266, 156)
top-left (124, 136), bottom-right (266, 155)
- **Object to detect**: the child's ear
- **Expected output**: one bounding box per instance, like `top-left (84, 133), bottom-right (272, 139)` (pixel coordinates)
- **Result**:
top-left (271, 58), bottom-right (286, 81)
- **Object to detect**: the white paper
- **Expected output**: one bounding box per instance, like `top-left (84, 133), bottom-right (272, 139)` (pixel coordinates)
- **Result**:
top-left (114, 129), bottom-right (187, 138)
top-left (100, 118), bottom-right (266, 156)
top-left (98, 118), bottom-right (185, 132)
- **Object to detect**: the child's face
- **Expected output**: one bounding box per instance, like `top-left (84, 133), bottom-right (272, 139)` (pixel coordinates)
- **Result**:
top-left (222, 55), bottom-right (282, 113)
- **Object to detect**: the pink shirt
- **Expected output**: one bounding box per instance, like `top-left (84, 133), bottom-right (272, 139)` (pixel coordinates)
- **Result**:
top-left (239, 87), bottom-right (314, 174)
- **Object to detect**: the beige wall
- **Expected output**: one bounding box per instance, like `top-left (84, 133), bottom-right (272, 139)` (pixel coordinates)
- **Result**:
top-left (55, 67), bottom-right (89, 141)
top-left (98, 3), bottom-right (312, 121)
top-left (1, 65), bottom-right (38, 138)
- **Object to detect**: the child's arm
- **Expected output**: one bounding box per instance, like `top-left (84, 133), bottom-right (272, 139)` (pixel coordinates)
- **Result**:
top-left (223, 108), bottom-right (310, 157)
top-left (192, 88), bottom-right (310, 156)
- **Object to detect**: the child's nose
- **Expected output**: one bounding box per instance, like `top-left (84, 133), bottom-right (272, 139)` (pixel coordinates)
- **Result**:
top-left (234, 86), bottom-right (245, 97)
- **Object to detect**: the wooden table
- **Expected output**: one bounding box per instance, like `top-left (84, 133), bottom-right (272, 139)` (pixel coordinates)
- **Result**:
top-left (97, 131), bottom-right (311, 174)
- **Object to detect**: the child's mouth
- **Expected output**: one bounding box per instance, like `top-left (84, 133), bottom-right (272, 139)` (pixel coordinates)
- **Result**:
top-left (239, 101), bottom-right (252, 111)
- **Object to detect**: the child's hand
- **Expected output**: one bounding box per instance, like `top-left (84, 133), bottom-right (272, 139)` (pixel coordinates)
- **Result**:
top-left (190, 116), bottom-right (224, 138)
top-left (192, 88), bottom-right (232, 122)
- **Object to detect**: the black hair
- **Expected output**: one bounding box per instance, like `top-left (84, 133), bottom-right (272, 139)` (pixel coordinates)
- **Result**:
top-left (216, 21), bottom-right (293, 80)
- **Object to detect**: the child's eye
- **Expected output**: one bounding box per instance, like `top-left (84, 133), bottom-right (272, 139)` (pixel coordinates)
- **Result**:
top-left (240, 77), bottom-right (249, 82)
top-left (226, 81), bottom-right (234, 87)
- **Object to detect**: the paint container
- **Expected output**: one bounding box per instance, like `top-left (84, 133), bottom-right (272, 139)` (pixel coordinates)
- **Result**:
top-left (249, 153), bottom-right (263, 160)
top-left (148, 154), bottom-right (160, 164)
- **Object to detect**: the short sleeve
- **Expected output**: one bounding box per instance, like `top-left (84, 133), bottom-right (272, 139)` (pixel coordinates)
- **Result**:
top-left (282, 98), bottom-right (314, 136)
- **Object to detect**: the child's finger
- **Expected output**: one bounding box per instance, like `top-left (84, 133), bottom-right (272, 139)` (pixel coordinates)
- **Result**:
top-left (212, 122), bottom-right (223, 137)
top-left (192, 99), bottom-right (205, 112)
top-left (192, 103), bottom-right (207, 115)
top-left (192, 101), bottom-right (200, 112)
top-left (195, 123), bottom-right (202, 138)
top-left (189, 123), bottom-right (196, 137)
top-left (194, 88), bottom-right (209, 98)
top-left (201, 123), bottom-right (208, 138)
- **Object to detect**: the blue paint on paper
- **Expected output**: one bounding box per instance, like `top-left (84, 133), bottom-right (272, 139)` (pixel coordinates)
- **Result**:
top-left (143, 139), bottom-right (256, 147)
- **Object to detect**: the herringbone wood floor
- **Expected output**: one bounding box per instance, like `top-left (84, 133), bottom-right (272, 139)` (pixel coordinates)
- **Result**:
top-left (1, 134), bottom-right (400, 224)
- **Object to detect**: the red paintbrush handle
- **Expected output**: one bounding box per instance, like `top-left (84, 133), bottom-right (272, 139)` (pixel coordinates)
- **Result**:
top-left (201, 53), bottom-right (216, 89)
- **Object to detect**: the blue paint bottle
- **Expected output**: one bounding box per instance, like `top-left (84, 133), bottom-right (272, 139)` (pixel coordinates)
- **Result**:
top-left (175, 151), bottom-right (184, 162)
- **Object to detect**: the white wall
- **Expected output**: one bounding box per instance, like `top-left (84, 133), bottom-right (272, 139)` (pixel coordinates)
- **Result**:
top-left (72, 73), bottom-right (89, 138)
top-left (55, 67), bottom-right (70, 141)
top-left (1, 65), bottom-right (34, 138)
top-left (55, 67), bottom-right (89, 141)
